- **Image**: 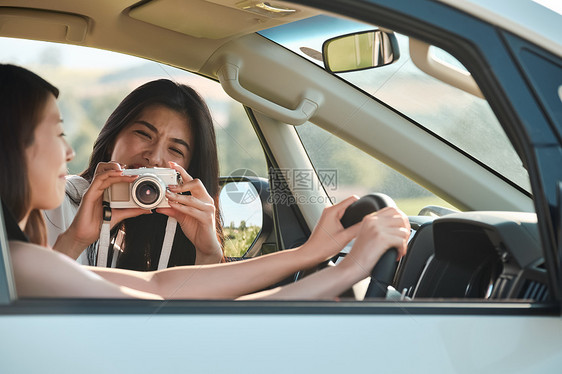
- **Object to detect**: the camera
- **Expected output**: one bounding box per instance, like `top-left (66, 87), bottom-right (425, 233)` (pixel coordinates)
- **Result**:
top-left (106, 167), bottom-right (180, 210)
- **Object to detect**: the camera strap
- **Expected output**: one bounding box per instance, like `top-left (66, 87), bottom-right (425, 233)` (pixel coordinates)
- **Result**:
top-left (157, 217), bottom-right (177, 270)
top-left (96, 204), bottom-right (177, 269)
top-left (96, 202), bottom-right (112, 267)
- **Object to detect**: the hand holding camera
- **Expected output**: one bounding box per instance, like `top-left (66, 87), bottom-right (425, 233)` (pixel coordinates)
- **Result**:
top-left (103, 162), bottom-right (222, 263)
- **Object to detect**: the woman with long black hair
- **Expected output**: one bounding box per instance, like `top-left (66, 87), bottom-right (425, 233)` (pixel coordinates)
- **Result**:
top-left (45, 79), bottom-right (224, 269)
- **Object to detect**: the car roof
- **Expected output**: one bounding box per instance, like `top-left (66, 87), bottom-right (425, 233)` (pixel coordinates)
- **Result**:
top-left (0, 0), bottom-right (559, 67)
top-left (437, 0), bottom-right (561, 57)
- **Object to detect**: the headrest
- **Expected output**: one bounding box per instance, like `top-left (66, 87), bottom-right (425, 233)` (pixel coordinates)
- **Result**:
top-left (1, 200), bottom-right (29, 242)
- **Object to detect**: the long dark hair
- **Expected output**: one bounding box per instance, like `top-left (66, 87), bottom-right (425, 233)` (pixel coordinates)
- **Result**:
top-left (81, 79), bottom-right (223, 269)
top-left (0, 64), bottom-right (59, 245)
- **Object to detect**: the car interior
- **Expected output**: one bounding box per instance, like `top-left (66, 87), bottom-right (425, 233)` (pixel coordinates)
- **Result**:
top-left (0, 0), bottom-right (556, 304)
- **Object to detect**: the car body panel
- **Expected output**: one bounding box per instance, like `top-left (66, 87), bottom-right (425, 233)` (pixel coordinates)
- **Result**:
top-left (1, 303), bottom-right (561, 373)
top-left (0, 0), bottom-right (561, 372)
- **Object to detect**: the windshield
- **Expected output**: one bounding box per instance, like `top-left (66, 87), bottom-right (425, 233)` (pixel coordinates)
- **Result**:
top-left (259, 15), bottom-right (530, 192)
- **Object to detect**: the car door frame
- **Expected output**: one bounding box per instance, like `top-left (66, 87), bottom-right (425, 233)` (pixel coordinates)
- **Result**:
top-left (289, 0), bottom-right (562, 302)
top-left (1, 0), bottom-right (562, 372)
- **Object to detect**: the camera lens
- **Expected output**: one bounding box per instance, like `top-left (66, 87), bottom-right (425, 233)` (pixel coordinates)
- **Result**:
top-left (135, 180), bottom-right (160, 206)
top-left (130, 173), bottom-right (166, 209)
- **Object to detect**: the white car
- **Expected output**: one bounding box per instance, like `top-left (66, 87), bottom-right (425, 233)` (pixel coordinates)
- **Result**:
top-left (1, 0), bottom-right (561, 372)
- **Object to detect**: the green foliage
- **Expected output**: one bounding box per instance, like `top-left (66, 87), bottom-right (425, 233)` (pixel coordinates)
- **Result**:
top-left (223, 225), bottom-right (261, 258)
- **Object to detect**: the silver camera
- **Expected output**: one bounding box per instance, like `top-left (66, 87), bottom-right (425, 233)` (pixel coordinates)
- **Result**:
top-left (107, 167), bottom-right (180, 210)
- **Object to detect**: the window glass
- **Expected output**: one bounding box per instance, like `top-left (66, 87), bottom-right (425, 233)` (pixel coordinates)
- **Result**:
top-left (0, 37), bottom-right (267, 258)
top-left (260, 16), bottom-right (530, 193)
top-left (0, 37), bottom-right (268, 178)
top-left (296, 123), bottom-right (457, 215)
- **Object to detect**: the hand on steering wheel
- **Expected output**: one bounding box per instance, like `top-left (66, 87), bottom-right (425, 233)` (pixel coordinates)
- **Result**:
top-left (340, 193), bottom-right (410, 298)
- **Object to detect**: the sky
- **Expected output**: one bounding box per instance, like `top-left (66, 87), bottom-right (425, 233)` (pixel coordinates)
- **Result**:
top-left (533, 0), bottom-right (562, 14)
top-left (0, 37), bottom-right (145, 69)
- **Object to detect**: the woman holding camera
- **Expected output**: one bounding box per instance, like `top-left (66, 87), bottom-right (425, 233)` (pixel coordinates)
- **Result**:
top-left (45, 79), bottom-right (224, 270)
top-left (1, 64), bottom-right (410, 299)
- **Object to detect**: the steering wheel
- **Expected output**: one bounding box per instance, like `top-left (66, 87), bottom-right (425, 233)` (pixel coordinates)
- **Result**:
top-left (340, 193), bottom-right (399, 299)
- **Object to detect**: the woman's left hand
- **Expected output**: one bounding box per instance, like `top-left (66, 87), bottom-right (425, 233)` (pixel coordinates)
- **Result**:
top-left (155, 161), bottom-right (223, 264)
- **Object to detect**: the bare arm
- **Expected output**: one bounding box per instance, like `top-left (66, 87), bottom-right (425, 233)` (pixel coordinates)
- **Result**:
top-left (239, 207), bottom-right (411, 300)
top-left (10, 240), bottom-right (161, 299)
top-left (91, 246), bottom-right (310, 299)
top-left (94, 203), bottom-right (409, 301)
top-left (12, 197), bottom-right (408, 301)
top-left (91, 196), bottom-right (364, 299)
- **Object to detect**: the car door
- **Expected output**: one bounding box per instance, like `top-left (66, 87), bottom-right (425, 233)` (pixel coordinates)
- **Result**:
top-left (1, 0), bottom-right (562, 373)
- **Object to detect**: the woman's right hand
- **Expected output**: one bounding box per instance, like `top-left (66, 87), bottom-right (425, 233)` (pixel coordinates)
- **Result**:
top-left (54, 162), bottom-right (149, 258)
top-left (339, 206), bottom-right (410, 280)
top-left (297, 196), bottom-right (363, 264)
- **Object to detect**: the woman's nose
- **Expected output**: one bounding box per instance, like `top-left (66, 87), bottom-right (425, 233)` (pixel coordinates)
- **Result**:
top-left (143, 146), bottom-right (167, 167)
top-left (65, 138), bottom-right (75, 162)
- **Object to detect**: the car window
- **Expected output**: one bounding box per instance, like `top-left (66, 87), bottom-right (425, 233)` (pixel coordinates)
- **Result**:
top-left (260, 16), bottom-right (531, 194)
top-left (0, 37), bottom-right (268, 178)
top-left (0, 37), bottom-right (268, 257)
top-left (296, 122), bottom-right (457, 215)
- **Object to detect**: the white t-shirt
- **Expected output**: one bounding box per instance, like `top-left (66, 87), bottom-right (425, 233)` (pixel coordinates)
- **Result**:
top-left (44, 175), bottom-right (91, 265)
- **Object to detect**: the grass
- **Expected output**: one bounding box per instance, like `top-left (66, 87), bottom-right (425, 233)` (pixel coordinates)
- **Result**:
top-left (223, 225), bottom-right (261, 258)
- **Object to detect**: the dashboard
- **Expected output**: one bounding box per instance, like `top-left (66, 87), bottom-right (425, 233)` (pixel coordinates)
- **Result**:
top-left (395, 212), bottom-right (548, 301)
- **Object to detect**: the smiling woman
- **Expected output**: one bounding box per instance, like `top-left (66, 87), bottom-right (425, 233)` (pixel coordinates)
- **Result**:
top-left (25, 95), bottom-right (75, 212)
top-left (46, 79), bottom-right (225, 270)
top-left (0, 64), bottom-right (74, 245)
top-left (109, 105), bottom-right (194, 168)
top-left (0, 36), bottom-right (269, 178)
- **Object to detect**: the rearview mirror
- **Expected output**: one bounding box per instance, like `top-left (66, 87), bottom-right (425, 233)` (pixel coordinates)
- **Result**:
top-left (322, 29), bottom-right (400, 73)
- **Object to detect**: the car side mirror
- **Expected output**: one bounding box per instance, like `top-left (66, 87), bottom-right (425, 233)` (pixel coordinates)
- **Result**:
top-left (322, 29), bottom-right (400, 73)
top-left (219, 176), bottom-right (274, 259)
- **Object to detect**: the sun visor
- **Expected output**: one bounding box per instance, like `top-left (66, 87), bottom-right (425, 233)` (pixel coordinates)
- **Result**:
top-left (0, 7), bottom-right (88, 43)
top-left (128, 0), bottom-right (317, 39)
